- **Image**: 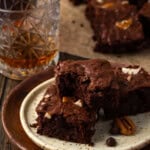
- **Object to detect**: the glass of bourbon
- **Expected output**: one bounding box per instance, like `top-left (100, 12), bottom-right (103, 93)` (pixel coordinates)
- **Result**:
top-left (0, 0), bottom-right (60, 80)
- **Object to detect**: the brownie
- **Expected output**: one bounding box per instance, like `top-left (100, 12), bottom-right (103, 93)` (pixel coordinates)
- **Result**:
top-left (139, 3), bottom-right (150, 38)
top-left (55, 59), bottom-right (120, 111)
top-left (86, 0), bottom-right (145, 53)
top-left (36, 84), bottom-right (97, 145)
top-left (35, 59), bottom-right (150, 145)
top-left (56, 59), bottom-right (150, 117)
top-left (104, 65), bottom-right (150, 118)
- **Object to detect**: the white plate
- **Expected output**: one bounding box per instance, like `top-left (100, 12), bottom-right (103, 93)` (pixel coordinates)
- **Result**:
top-left (20, 77), bottom-right (150, 150)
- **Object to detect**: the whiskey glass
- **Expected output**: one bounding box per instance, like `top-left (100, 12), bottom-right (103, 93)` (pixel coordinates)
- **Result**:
top-left (0, 0), bottom-right (60, 80)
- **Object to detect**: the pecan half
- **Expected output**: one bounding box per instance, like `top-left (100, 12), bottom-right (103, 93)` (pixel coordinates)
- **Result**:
top-left (115, 116), bottom-right (136, 135)
top-left (115, 18), bottom-right (133, 30)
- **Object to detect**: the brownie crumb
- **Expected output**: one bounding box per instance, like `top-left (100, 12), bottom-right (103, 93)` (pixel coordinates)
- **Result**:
top-left (80, 23), bottom-right (84, 27)
top-left (72, 20), bottom-right (76, 24)
top-left (106, 137), bottom-right (117, 147)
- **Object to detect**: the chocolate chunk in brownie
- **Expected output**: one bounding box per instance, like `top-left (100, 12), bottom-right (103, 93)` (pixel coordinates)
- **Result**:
top-left (36, 84), bottom-right (97, 145)
top-left (86, 0), bottom-right (145, 53)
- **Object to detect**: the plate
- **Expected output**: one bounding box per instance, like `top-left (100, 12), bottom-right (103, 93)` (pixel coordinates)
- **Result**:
top-left (20, 77), bottom-right (150, 150)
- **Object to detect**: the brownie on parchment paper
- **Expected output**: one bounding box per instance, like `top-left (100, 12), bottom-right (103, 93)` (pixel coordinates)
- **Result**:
top-left (86, 0), bottom-right (145, 53)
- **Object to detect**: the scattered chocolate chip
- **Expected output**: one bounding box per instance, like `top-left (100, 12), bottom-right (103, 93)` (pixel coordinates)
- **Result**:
top-left (106, 137), bottom-right (117, 147)
top-left (72, 20), bottom-right (76, 24)
top-left (80, 23), bottom-right (84, 27)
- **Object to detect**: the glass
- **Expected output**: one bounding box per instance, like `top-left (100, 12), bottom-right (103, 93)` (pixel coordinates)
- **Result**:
top-left (0, 0), bottom-right (60, 80)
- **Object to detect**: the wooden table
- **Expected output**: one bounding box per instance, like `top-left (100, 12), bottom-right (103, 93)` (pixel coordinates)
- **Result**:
top-left (0, 0), bottom-right (150, 149)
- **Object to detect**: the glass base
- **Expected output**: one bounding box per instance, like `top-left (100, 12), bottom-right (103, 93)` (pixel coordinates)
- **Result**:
top-left (0, 52), bottom-right (59, 80)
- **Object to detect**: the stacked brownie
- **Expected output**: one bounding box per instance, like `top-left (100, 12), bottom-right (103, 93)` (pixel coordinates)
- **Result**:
top-left (35, 59), bottom-right (150, 145)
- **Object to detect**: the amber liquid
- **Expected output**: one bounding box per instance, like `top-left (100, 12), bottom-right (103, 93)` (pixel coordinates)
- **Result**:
top-left (0, 50), bottom-right (57, 69)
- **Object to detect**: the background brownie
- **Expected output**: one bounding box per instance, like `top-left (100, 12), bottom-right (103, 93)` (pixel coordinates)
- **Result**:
top-left (36, 84), bottom-right (97, 145)
top-left (86, 0), bottom-right (144, 53)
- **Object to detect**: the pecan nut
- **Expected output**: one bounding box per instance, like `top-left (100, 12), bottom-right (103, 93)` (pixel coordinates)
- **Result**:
top-left (115, 116), bottom-right (136, 135)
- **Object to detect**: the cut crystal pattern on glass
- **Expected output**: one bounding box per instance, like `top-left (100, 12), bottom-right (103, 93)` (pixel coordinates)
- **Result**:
top-left (0, 0), bottom-right (60, 80)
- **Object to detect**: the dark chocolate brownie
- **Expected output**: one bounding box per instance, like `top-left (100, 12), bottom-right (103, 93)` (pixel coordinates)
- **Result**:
top-left (86, 0), bottom-right (145, 53)
top-left (55, 59), bottom-right (120, 111)
top-left (35, 59), bottom-right (150, 145)
top-left (139, 2), bottom-right (150, 38)
top-left (104, 65), bottom-right (150, 118)
top-left (56, 59), bottom-right (150, 117)
top-left (36, 84), bottom-right (97, 145)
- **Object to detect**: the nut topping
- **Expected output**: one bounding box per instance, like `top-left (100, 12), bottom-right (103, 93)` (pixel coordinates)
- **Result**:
top-left (115, 18), bottom-right (133, 30)
top-left (101, 2), bottom-right (114, 9)
top-left (74, 99), bottom-right (83, 107)
top-left (44, 112), bottom-right (52, 119)
top-left (115, 116), bottom-right (136, 135)
top-left (122, 67), bottom-right (141, 75)
top-left (62, 97), bottom-right (69, 103)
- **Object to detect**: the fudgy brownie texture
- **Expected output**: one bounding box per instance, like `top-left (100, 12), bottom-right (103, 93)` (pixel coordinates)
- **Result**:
top-left (86, 0), bottom-right (145, 53)
top-left (56, 60), bottom-right (150, 118)
top-left (36, 59), bottom-right (150, 145)
top-left (36, 84), bottom-right (97, 145)
top-left (55, 59), bottom-right (120, 111)
top-left (139, 3), bottom-right (150, 38)
top-left (104, 65), bottom-right (150, 118)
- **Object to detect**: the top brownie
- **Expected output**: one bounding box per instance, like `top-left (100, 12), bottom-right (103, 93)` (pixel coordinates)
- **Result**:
top-left (55, 59), bottom-right (150, 116)
top-left (55, 59), bottom-right (119, 110)
top-left (86, 0), bottom-right (145, 52)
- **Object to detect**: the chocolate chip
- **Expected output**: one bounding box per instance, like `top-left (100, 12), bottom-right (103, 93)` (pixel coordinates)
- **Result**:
top-left (106, 137), bottom-right (117, 147)
top-left (80, 23), bottom-right (84, 27)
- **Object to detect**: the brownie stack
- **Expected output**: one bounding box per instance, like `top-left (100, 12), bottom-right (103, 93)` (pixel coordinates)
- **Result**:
top-left (35, 59), bottom-right (150, 145)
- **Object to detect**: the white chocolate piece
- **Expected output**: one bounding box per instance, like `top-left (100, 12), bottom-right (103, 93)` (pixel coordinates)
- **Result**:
top-left (122, 67), bottom-right (141, 75)
top-left (44, 112), bottom-right (52, 119)
top-left (74, 99), bottom-right (83, 107)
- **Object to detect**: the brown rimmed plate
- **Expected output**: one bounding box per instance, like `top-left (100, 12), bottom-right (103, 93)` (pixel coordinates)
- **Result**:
top-left (2, 67), bottom-right (54, 150)
top-left (2, 63), bottom-right (150, 150)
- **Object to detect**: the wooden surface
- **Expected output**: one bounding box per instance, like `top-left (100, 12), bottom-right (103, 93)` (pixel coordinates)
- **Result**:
top-left (0, 0), bottom-right (150, 149)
